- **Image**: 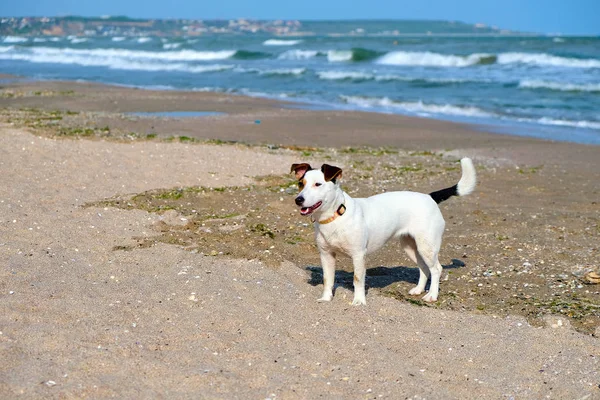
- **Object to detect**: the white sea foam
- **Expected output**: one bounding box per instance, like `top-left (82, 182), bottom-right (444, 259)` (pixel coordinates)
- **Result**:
top-left (69, 38), bottom-right (88, 44)
top-left (0, 46), bottom-right (235, 73)
top-left (33, 38), bottom-right (47, 43)
top-left (238, 67), bottom-right (306, 76)
top-left (341, 96), bottom-right (493, 118)
top-left (109, 62), bottom-right (233, 73)
top-left (278, 49), bottom-right (319, 60)
top-left (317, 70), bottom-right (476, 85)
top-left (136, 37), bottom-right (152, 43)
top-left (317, 70), bottom-right (374, 80)
top-left (163, 43), bottom-right (182, 50)
top-left (376, 51), bottom-right (490, 67)
top-left (111, 37), bottom-right (126, 42)
top-left (259, 67), bottom-right (306, 76)
top-left (263, 39), bottom-right (302, 46)
top-left (534, 117), bottom-right (600, 130)
top-left (498, 52), bottom-right (600, 68)
top-left (3, 36), bottom-right (28, 43)
top-left (519, 79), bottom-right (600, 92)
top-left (327, 50), bottom-right (353, 62)
top-left (0, 46), bottom-right (237, 62)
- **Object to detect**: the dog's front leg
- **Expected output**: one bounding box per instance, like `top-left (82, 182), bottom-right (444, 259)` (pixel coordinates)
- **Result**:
top-left (317, 250), bottom-right (336, 302)
top-left (351, 253), bottom-right (367, 305)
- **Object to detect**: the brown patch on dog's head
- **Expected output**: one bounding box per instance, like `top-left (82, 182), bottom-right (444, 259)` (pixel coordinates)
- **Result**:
top-left (321, 164), bottom-right (342, 183)
top-left (291, 163), bottom-right (312, 180)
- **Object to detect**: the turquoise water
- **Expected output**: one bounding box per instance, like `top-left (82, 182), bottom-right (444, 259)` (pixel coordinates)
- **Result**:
top-left (1, 31), bottom-right (599, 144)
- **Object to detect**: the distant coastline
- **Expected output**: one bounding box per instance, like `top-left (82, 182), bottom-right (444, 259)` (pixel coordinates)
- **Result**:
top-left (0, 16), bottom-right (523, 37)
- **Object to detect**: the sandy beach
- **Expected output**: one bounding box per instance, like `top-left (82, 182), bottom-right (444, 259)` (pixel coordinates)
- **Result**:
top-left (1, 80), bottom-right (599, 399)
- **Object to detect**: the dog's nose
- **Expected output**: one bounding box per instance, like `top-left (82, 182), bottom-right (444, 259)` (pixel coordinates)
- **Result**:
top-left (295, 196), bottom-right (304, 206)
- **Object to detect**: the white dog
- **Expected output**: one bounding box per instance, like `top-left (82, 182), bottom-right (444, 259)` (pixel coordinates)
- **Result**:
top-left (291, 158), bottom-right (476, 305)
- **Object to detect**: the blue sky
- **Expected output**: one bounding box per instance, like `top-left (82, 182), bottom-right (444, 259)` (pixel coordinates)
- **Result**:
top-left (0, 0), bottom-right (598, 35)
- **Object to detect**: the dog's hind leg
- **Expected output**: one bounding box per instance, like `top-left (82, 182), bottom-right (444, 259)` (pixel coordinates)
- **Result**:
top-left (414, 238), bottom-right (443, 302)
top-left (402, 236), bottom-right (430, 296)
top-left (318, 251), bottom-right (336, 302)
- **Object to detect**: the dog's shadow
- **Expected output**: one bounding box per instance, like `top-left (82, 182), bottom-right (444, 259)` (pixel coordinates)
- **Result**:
top-left (306, 259), bottom-right (466, 292)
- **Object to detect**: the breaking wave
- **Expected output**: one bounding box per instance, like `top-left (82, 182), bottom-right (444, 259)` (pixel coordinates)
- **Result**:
top-left (263, 39), bottom-right (303, 46)
top-left (376, 51), bottom-right (494, 67)
top-left (238, 67), bottom-right (306, 76)
top-left (278, 49), bottom-right (320, 60)
top-left (0, 46), bottom-right (239, 63)
top-left (497, 52), bottom-right (600, 68)
top-left (519, 79), bottom-right (600, 93)
top-left (2, 36), bottom-right (28, 43)
top-left (340, 95), bottom-right (493, 118)
top-left (317, 70), bottom-right (478, 86)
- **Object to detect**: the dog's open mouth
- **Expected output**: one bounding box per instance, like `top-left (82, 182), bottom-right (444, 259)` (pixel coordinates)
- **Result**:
top-left (300, 201), bottom-right (322, 216)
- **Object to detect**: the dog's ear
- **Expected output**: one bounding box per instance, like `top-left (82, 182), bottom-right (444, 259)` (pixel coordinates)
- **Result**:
top-left (321, 164), bottom-right (342, 183)
top-left (291, 163), bottom-right (312, 180)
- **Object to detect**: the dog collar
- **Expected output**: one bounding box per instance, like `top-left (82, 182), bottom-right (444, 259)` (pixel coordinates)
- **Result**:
top-left (314, 204), bottom-right (346, 225)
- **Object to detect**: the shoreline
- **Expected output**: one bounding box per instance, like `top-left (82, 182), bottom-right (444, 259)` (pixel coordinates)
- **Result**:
top-left (1, 75), bottom-right (599, 147)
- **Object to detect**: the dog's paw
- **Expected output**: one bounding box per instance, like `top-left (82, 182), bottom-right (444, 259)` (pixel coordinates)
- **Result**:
top-left (351, 297), bottom-right (366, 306)
top-left (317, 294), bottom-right (333, 302)
top-left (422, 292), bottom-right (438, 303)
top-left (408, 287), bottom-right (424, 296)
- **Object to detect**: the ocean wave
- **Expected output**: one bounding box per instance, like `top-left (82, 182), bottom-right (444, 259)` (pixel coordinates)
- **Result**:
top-left (534, 117), bottom-right (600, 130)
top-left (69, 38), bottom-right (88, 44)
top-left (263, 39), bottom-right (302, 46)
top-left (328, 48), bottom-right (383, 62)
top-left (340, 95), bottom-right (493, 118)
top-left (278, 49), bottom-right (320, 60)
top-left (253, 67), bottom-right (306, 76)
top-left (111, 37), bottom-right (126, 42)
top-left (109, 62), bottom-right (233, 73)
top-left (163, 43), bottom-right (182, 50)
top-left (497, 52), bottom-right (600, 68)
top-left (2, 36), bottom-right (28, 43)
top-left (317, 70), bottom-right (374, 80)
top-left (278, 47), bottom-right (382, 62)
top-left (376, 51), bottom-right (493, 67)
top-left (327, 50), bottom-right (353, 62)
top-left (0, 46), bottom-right (238, 62)
top-left (232, 50), bottom-right (271, 60)
top-left (136, 37), bottom-right (153, 43)
top-left (373, 50), bottom-right (600, 69)
top-left (33, 38), bottom-right (48, 43)
top-left (317, 70), bottom-right (477, 86)
top-left (0, 46), bottom-right (234, 73)
top-left (519, 79), bottom-right (600, 93)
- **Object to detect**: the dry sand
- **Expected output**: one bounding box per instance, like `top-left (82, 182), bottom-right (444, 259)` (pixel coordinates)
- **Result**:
top-left (0, 81), bottom-right (599, 399)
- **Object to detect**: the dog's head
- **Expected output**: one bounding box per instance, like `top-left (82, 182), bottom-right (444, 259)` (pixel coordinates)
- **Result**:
top-left (290, 163), bottom-right (342, 216)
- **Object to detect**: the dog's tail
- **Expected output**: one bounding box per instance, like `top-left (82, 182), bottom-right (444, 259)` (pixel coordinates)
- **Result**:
top-left (429, 158), bottom-right (477, 204)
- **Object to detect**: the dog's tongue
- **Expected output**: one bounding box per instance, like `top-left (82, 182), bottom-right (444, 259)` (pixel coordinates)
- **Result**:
top-left (300, 201), bottom-right (322, 216)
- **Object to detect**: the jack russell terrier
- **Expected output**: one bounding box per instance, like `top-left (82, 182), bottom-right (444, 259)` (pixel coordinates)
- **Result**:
top-left (291, 158), bottom-right (476, 305)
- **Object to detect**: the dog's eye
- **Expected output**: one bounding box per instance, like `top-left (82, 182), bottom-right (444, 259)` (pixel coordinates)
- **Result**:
top-left (315, 182), bottom-right (322, 187)
top-left (298, 181), bottom-right (305, 190)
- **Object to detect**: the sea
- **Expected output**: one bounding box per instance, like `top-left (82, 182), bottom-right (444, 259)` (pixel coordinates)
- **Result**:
top-left (1, 32), bottom-right (600, 144)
